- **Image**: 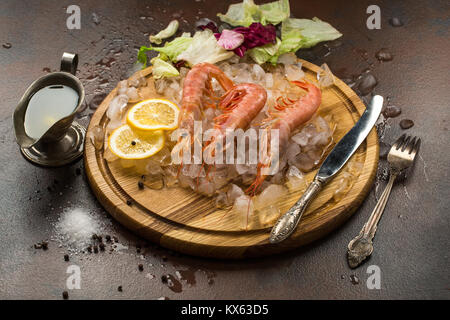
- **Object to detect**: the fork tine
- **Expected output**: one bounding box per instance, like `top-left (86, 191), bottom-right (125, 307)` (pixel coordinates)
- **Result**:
top-left (401, 135), bottom-right (411, 151)
top-left (405, 136), bottom-right (417, 154)
top-left (393, 134), bottom-right (406, 150)
top-left (411, 137), bottom-right (421, 156)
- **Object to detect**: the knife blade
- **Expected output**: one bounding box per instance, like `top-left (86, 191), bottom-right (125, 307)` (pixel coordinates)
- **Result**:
top-left (269, 95), bottom-right (383, 244)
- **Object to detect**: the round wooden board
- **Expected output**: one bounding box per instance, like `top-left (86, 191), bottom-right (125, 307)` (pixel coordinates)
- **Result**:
top-left (84, 59), bottom-right (379, 259)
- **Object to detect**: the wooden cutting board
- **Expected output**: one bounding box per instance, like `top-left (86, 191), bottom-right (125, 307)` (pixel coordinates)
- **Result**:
top-left (84, 59), bottom-right (379, 259)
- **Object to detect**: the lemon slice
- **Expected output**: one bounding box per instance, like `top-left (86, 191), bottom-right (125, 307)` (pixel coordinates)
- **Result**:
top-left (127, 98), bottom-right (179, 131)
top-left (108, 124), bottom-right (165, 160)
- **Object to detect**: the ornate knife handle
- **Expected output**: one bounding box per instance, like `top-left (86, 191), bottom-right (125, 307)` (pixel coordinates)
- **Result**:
top-left (269, 178), bottom-right (323, 244)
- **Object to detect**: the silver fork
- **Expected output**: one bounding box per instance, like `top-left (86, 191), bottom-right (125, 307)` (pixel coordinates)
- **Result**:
top-left (347, 134), bottom-right (421, 268)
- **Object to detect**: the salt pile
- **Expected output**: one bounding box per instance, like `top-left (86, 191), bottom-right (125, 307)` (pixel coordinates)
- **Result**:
top-left (54, 208), bottom-right (104, 253)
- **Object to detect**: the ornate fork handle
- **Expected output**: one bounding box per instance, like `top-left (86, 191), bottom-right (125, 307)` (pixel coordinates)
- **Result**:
top-left (347, 170), bottom-right (399, 268)
top-left (270, 178), bottom-right (323, 244)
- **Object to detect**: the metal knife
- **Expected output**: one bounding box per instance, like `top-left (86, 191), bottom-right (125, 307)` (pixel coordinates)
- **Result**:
top-left (269, 95), bottom-right (383, 244)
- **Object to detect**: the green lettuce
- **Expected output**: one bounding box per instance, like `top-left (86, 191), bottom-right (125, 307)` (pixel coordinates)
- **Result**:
top-left (248, 37), bottom-right (281, 64)
top-left (217, 0), bottom-right (290, 27)
top-left (150, 57), bottom-right (179, 79)
top-left (177, 30), bottom-right (235, 66)
top-left (281, 17), bottom-right (343, 50)
top-left (259, 0), bottom-right (290, 25)
top-left (137, 35), bottom-right (193, 67)
top-left (267, 17), bottom-right (343, 64)
top-left (149, 20), bottom-right (179, 44)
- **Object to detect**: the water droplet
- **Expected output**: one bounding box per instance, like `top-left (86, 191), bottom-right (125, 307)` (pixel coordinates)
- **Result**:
top-left (350, 275), bottom-right (360, 285)
top-left (172, 11), bottom-right (183, 19)
top-left (89, 93), bottom-right (107, 110)
top-left (375, 48), bottom-right (393, 62)
top-left (353, 48), bottom-right (369, 60)
top-left (2, 42), bottom-right (12, 49)
top-left (327, 39), bottom-right (343, 48)
top-left (42, 67), bottom-right (51, 73)
top-left (399, 119), bottom-right (414, 129)
top-left (175, 268), bottom-right (197, 287)
top-left (358, 73), bottom-right (378, 96)
top-left (96, 57), bottom-right (116, 68)
top-left (389, 17), bottom-right (404, 27)
top-left (86, 74), bottom-right (98, 81)
top-left (163, 274), bottom-right (182, 293)
top-left (92, 13), bottom-right (100, 25)
top-left (383, 105), bottom-right (401, 118)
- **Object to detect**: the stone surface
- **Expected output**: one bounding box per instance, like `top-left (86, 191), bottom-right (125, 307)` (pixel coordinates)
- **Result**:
top-left (0, 0), bottom-right (449, 299)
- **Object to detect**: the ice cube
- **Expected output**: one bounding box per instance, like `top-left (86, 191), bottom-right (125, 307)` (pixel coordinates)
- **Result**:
top-left (146, 159), bottom-right (163, 175)
top-left (302, 123), bottom-right (317, 138)
top-left (254, 184), bottom-right (287, 210)
top-left (315, 116), bottom-right (330, 132)
top-left (291, 131), bottom-right (309, 147)
top-left (182, 164), bottom-right (205, 179)
top-left (252, 64), bottom-right (265, 82)
top-left (126, 87), bottom-right (140, 101)
top-left (88, 125), bottom-right (104, 150)
top-left (265, 73), bottom-right (274, 88)
top-left (285, 64), bottom-right (305, 82)
top-left (278, 53), bottom-right (297, 65)
top-left (285, 142), bottom-right (301, 162)
top-left (215, 192), bottom-right (229, 208)
top-left (227, 184), bottom-right (244, 203)
top-left (317, 63), bottom-right (335, 88)
top-left (106, 94), bottom-right (129, 120)
top-left (309, 131), bottom-right (330, 146)
top-left (117, 80), bottom-right (128, 95)
top-left (103, 148), bottom-right (118, 162)
top-left (258, 205), bottom-right (280, 226)
top-left (291, 153), bottom-right (315, 172)
top-left (234, 195), bottom-right (254, 230)
top-left (197, 179), bottom-right (216, 196)
top-left (285, 166), bottom-right (304, 191)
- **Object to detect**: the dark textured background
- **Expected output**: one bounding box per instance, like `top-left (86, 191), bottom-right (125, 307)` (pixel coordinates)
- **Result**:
top-left (0, 0), bottom-right (449, 299)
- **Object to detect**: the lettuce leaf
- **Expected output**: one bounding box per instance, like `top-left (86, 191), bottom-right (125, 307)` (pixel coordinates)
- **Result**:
top-left (150, 36), bottom-right (193, 62)
top-left (248, 37), bottom-right (281, 64)
top-left (149, 20), bottom-right (179, 44)
top-left (217, 0), bottom-right (289, 27)
top-left (137, 35), bottom-right (193, 67)
top-left (266, 17), bottom-right (343, 64)
top-left (177, 30), bottom-right (235, 66)
top-left (281, 17), bottom-right (342, 50)
top-left (150, 57), bottom-right (179, 79)
top-left (259, 0), bottom-right (290, 25)
top-left (217, 0), bottom-right (260, 27)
